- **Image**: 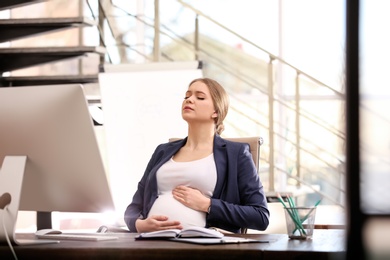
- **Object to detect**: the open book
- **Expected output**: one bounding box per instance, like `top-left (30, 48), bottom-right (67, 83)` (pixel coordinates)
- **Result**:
top-left (135, 226), bottom-right (272, 245)
top-left (135, 226), bottom-right (224, 240)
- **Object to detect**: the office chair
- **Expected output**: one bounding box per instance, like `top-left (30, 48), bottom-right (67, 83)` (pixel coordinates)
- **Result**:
top-left (169, 136), bottom-right (263, 234)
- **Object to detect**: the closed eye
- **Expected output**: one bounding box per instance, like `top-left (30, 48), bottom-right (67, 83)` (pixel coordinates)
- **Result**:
top-left (184, 96), bottom-right (205, 100)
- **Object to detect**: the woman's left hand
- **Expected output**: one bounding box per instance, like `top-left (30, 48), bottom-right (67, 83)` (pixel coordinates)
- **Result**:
top-left (172, 185), bottom-right (210, 212)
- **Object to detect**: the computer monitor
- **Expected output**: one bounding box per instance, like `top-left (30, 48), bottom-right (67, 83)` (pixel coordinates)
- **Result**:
top-left (0, 84), bottom-right (115, 245)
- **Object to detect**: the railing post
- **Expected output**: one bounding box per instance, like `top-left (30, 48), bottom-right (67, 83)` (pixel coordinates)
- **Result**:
top-left (194, 14), bottom-right (199, 60)
top-left (136, 0), bottom-right (146, 63)
top-left (78, 0), bottom-right (83, 74)
top-left (295, 72), bottom-right (301, 184)
top-left (98, 1), bottom-right (105, 65)
top-left (153, 0), bottom-right (160, 61)
top-left (268, 56), bottom-right (275, 192)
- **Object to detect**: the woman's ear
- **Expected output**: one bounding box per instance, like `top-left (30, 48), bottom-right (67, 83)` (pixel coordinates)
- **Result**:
top-left (211, 111), bottom-right (218, 118)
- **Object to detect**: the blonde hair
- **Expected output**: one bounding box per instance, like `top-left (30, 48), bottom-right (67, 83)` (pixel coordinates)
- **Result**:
top-left (188, 78), bottom-right (229, 135)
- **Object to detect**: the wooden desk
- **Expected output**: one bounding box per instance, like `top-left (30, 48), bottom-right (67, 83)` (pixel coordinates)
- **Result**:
top-left (1, 230), bottom-right (346, 259)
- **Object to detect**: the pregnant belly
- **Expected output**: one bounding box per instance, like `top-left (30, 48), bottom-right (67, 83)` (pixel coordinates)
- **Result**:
top-left (148, 193), bottom-right (206, 228)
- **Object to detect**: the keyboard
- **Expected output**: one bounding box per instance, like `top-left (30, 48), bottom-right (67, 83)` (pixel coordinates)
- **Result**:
top-left (36, 233), bottom-right (119, 241)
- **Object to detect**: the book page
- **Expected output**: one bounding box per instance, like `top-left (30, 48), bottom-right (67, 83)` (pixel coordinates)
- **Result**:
top-left (135, 227), bottom-right (223, 240)
top-left (136, 229), bottom-right (181, 239)
top-left (178, 227), bottom-right (224, 238)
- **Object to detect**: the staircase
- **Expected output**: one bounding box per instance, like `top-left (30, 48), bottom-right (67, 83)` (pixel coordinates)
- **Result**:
top-left (0, 0), bottom-right (104, 88)
top-left (0, 0), bottom-right (45, 10)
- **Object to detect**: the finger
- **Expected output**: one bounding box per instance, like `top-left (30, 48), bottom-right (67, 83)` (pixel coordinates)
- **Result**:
top-left (161, 220), bottom-right (181, 227)
top-left (159, 220), bottom-right (183, 230)
top-left (174, 185), bottom-right (187, 191)
top-left (172, 190), bottom-right (186, 200)
top-left (172, 193), bottom-right (187, 204)
top-left (151, 215), bottom-right (169, 221)
top-left (160, 225), bottom-right (183, 230)
top-left (172, 193), bottom-right (185, 202)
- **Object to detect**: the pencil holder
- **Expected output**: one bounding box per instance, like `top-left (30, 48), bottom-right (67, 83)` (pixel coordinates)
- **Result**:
top-left (284, 207), bottom-right (316, 239)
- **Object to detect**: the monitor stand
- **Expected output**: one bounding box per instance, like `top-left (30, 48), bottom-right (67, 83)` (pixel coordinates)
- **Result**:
top-left (0, 156), bottom-right (58, 245)
top-left (37, 212), bottom-right (52, 230)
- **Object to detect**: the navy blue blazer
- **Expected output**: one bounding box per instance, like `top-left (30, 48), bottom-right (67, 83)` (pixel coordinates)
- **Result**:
top-left (124, 135), bottom-right (270, 233)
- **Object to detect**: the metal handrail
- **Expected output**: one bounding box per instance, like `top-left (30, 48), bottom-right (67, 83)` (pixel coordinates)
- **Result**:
top-left (97, 0), bottom-right (347, 206)
top-left (202, 53), bottom-right (346, 141)
top-left (176, 0), bottom-right (344, 97)
top-left (174, 0), bottom-right (346, 203)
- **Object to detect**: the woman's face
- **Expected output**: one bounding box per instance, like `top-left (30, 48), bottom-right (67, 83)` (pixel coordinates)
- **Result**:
top-left (182, 81), bottom-right (216, 123)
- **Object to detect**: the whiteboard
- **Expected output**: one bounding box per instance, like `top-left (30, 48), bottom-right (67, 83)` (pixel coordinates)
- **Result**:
top-left (99, 64), bottom-right (203, 222)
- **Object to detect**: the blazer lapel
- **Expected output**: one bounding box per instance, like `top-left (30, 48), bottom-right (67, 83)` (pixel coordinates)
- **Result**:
top-left (152, 137), bottom-right (187, 172)
top-left (213, 135), bottom-right (228, 198)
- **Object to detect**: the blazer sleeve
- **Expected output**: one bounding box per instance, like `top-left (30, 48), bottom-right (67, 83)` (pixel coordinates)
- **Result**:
top-left (123, 145), bottom-right (162, 232)
top-left (123, 157), bottom-right (151, 232)
top-left (207, 142), bottom-right (270, 232)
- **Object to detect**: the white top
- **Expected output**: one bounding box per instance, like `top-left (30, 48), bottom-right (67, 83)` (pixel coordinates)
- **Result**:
top-left (147, 153), bottom-right (217, 228)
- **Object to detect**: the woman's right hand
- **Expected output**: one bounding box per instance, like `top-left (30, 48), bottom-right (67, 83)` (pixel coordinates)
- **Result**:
top-left (135, 215), bottom-right (182, 233)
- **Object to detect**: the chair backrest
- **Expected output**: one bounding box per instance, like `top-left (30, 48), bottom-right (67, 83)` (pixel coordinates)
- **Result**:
top-left (168, 136), bottom-right (263, 172)
top-left (223, 137), bottom-right (263, 172)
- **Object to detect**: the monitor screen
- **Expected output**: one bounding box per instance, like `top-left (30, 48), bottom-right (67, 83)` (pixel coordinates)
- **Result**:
top-left (0, 84), bottom-right (115, 216)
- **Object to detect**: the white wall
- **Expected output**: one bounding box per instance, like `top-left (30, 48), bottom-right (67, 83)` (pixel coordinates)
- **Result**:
top-left (99, 63), bottom-right (203, 224)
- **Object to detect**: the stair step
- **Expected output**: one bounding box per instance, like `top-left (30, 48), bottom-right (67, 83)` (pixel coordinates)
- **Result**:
top-left (0, 46), bottom-right (105, 72)
top-left (0, 0), bottom-right (46, 11)
top-left (0, 17), bottom-right (97, 43)
top-left (0, 74), bottom-right (99, 87)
